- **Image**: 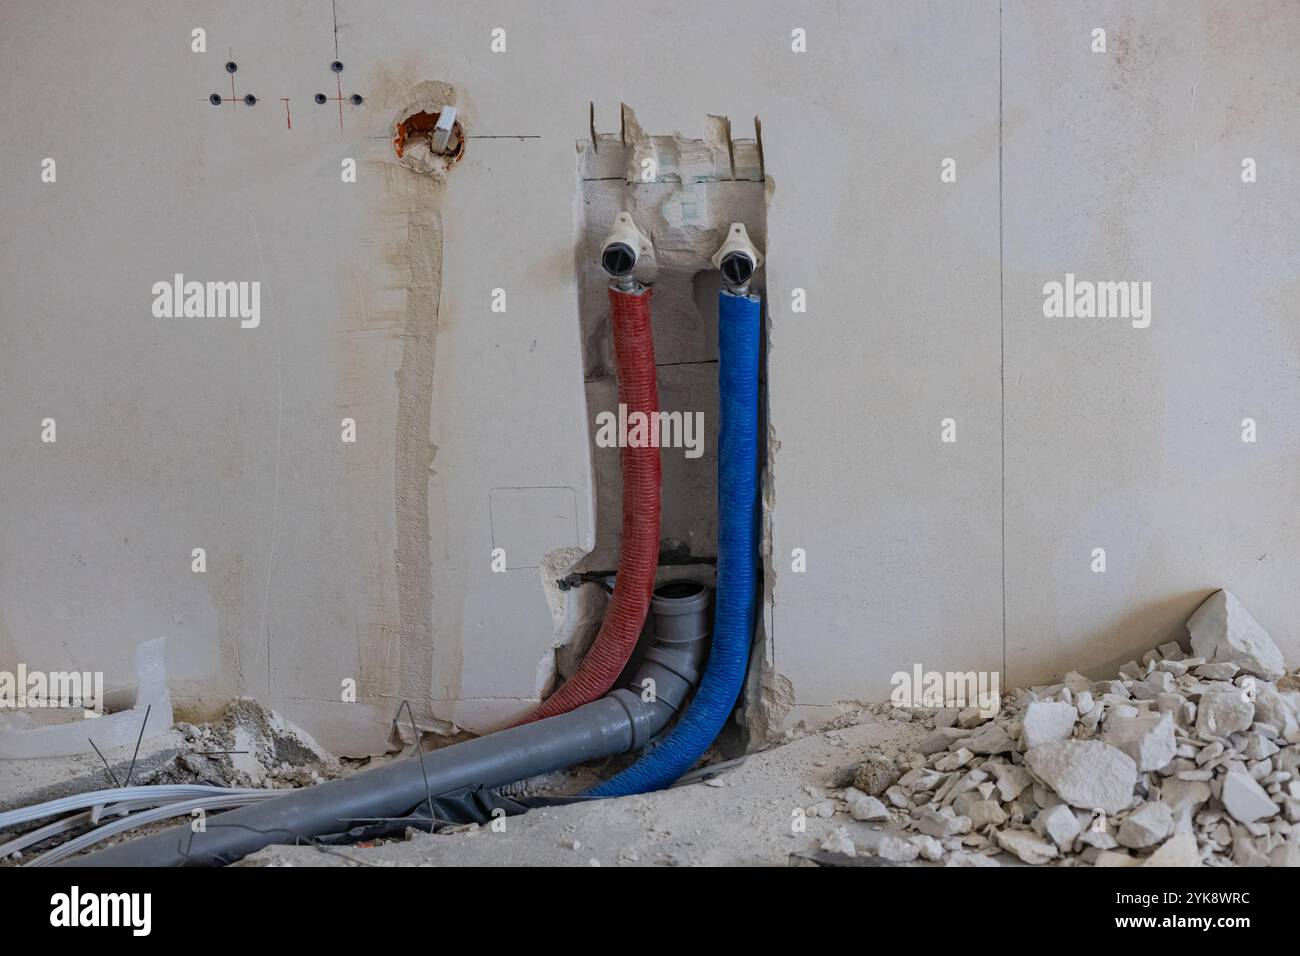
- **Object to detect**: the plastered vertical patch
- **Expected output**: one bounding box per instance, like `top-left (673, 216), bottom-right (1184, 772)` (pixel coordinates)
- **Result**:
top-left (382, 80), bottom-right (462, 729)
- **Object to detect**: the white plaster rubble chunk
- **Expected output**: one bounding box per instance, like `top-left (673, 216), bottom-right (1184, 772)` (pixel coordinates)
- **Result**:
top-left (1117, 801), bottom-right (1174, 848)
top-left (1095, 851), bottom-right (1140, 867)
top-left (1032, 803), bottom-right (1081, 851)
top-left (1109, 703), bottom-right (1140, 722)
top-left (1159, 777), bottom-right (1211, 816)
top-left (958, 722), bottom-right (1016, 755)
top-left (1033, 783), bottom-right (1063, 809)
top-left (885, 786), bottom-right (910, 809)
top-left (946, 851), bottom-right (1000, 867)
top-left (1270, 838), bottom-right (1300, 867)
top-left (1194, 662), bottom-right (1239, 681)
top-left (1231, 829), bottom-right (1270, 867)
top-left (875, 834), bottom-right (919, 863)
top-left (850, 795), bottom-right (890, 821)
top-left (1241, 731), bottom-right (1277, 761)
top-left (1195, 740), bottom-right (1224, 766)
top-left (965, 799), bottom-right (1008, 829)
top-left (1255, 683), bottom-right (1300, 741)
top-left (820, 826), bottom-right (856, 857)
top-left (915, 805), bottom-right (971, 838)
top-left (1024, 739), bottom-right (1137, 814)
top-left (1062, 672), bottom-right (1093, 694)
top-left (994, 828), bottom-right (1058, 865)
top-left (910, 834), bottom-right (945, 861)
top-left (899, 767), bottom-right (944, 792)
top-left (807, 799), bottom-right (836, 818)
top-left (1077, 825), bottom-right (1118, 850)
top-left (1142, 832), bottom-right (1199, 867)
top-left (934, 747), bottom-right (973, 771)
top-left (1220, 770), bottom-right (1279, 824)
top-left (1158, 642), bottom-right (1187, 662)
top-left (943, 769), bottom-right (988, 805)
top-left (918, 726), bottom-right (969, 755)
top-left (1195, 685), bottom-right (1254, 739)
top-left (1022, 701), bottom-right (1077, 748)
top-left (1154, 693), bottom-right (1194, 728)
top-left (1078, 707), bottom-right (1104, 735)
top-left (990, 763), bottom-right (1033, 802)
top-left (933, 708), bottom-right (959, 728)
top-left (1187, 590), bottom-right (1287, 681)
top-left (1104, 710), bottom-right (1177, 771)
top-left (1140, 673), bottom-right (1177, 697)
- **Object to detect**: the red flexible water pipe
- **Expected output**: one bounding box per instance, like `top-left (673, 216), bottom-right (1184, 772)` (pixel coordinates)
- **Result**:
top-left (517, 285), bottom-right (661, 724)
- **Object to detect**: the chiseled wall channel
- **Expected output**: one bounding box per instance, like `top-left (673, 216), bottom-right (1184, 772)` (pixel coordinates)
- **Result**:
top-left (1, 1), bottom-right (1297, 756)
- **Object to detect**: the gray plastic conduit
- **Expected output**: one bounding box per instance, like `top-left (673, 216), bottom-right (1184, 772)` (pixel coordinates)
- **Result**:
top-left (66, 581), bottom-right (711, 867)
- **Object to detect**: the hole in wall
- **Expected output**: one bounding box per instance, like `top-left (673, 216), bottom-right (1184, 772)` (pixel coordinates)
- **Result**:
top-left (575, 167), bottom-right (766, 580)
top-left (387, 82), bottom-right (463, 176)
top-left (528, 110), bottom-right (777, 735)
top-left (392, 109), bottom-right (466, 175)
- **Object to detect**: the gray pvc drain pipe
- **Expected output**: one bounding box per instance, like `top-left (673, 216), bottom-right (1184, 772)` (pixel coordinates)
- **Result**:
top-left (67, 580), bottom-right (711, 867)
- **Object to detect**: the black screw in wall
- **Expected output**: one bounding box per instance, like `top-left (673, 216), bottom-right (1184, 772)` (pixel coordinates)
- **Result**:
top-left (315, 93), bottom-right (328, 104)
top-left (244, 94), bottom-right (257, 106)
top-left (350, 94), bottom-right (363, 105)
top-left (225, 61), bottom-right (237, 73)
top-left (209, 93), bottom-right (222, 106)
top-left (331, 61), bottom-right (344, 73)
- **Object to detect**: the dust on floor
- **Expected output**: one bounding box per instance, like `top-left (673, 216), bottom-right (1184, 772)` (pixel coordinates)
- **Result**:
top-left (245, 589), bottom-right (1300, 868)
top-left (244, 709), bottom-right (928, 867)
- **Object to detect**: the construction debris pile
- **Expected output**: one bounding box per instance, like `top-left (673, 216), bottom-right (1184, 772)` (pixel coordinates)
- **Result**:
top-left (148, 698), bottom-right (338, 790)
top-left (0, 699), bottom-right (339, 866)
top-left (818, 590), bottom-right (1299, 866)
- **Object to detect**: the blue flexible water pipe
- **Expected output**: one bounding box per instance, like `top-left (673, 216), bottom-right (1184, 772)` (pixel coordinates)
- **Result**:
top-left (588, 288), bottom-right (761, 796)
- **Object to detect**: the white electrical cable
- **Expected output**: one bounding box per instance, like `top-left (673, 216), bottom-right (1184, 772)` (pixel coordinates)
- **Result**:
top-left (1, 791), bottom-right (256, 858)
top-left (28, 791), bottom-right (285, 866)
top-left (0, 784), bottom-right (272, 831)
top-left (0, 811), bottom-right (95, 858)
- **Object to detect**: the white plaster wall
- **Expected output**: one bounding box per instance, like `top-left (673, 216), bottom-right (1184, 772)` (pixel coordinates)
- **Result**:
top-left (1, 0), bottom-right (1296, 753)
top-left (1001, 0), bottom-right (1300, 687)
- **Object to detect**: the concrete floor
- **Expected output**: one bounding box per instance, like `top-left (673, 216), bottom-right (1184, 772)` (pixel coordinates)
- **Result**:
top-left (244, 711), bottom-right (932, 867)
